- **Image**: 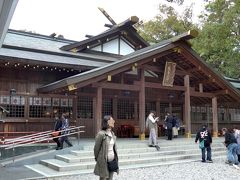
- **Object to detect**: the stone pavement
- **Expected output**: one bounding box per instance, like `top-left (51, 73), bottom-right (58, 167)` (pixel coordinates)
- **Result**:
top-left (55, 159), bottom-right (240, 180)
top-left (0, 137), bottom-right (231, 180)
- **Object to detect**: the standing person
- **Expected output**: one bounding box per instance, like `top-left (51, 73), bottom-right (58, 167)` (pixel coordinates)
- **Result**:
top-left (52, 115), bottom-right (62, 150)
top-left (94, 115), bottom-right (119, 180)
top-left (146, 111), bottom-right (160, 151)
top-left (164, 112), bottom-right (174, 140)
top-left (60, 113), bottom-right (73, 148)
top-left (195, 125), bottom-right (213, 163)
top-left (222, 128), bottom-right (239, 166)
top-left (233, 127), bottom-right (240, 162)
top-left (172, 115), bottom-right (180, 138)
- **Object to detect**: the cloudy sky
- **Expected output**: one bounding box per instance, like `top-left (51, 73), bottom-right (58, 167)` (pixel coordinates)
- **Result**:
top-left (10, 0), bottom-right (204, 41)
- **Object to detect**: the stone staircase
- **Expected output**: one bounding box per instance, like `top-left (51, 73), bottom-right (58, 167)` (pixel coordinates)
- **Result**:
top-left (25, 138), bottom-right (226, 178)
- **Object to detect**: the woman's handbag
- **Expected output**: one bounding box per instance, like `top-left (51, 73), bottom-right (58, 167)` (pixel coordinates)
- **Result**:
top-left (107, 158), bottom-right (119, 172)
top-left (52, 131), bottom-right (60, 137)
top-left (199, 140), bottom-right (205, 149)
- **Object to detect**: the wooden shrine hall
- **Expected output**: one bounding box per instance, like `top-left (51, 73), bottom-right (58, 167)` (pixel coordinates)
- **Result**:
top-left (0, 15), bottom-right (240, 139)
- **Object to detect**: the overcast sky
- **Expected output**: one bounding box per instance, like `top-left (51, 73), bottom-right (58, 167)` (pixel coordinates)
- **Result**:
top-left (10, 0), bottom-right (204, 41)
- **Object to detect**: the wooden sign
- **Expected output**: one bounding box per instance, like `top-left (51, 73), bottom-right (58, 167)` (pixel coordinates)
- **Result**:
top-left (68, 84), bottom-right (77, 91)
top-left (162, 61), bottom-right (176, 87)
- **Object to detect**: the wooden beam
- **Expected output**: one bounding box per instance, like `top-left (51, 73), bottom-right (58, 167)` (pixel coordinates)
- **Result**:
top-left (190, 91), bottom-right (214, 98)
top-left (92, 82), bottom-right (140, 91)
top-left (211, 89), bottom-right (229, 95)
top-left (143, 65), bottom-right (189, 76)
top-left (134, 81), bottom-right (186, 91)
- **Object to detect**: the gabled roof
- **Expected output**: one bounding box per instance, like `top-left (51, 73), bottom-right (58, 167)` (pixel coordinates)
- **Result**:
top-left (60, 16), bottom-right (149, 52)
top-left (37, 30), bottom-right (198, 92)
top-left (37, 30), bottom-right (240, 103)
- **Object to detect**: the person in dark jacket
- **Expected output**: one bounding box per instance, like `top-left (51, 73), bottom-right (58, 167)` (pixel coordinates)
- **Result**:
top-left (164, 113), bottom-right (174, 140)
top-left (60, 113), bottom-right (73, 148)
top-left (195, 125), bottom-right (212, 163)
top-left (222, 128), bottom-right (239, 165)
top-left (53, 115), bottom-right (62, 150)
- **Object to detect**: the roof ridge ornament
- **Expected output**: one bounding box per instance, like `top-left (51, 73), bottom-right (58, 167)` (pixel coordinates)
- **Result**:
top-left (98, 7), bottom-right (117, 25)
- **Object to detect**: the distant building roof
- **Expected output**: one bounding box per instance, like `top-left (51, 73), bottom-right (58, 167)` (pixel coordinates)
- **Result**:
top-left (225, 77), bottom-right (240, 89)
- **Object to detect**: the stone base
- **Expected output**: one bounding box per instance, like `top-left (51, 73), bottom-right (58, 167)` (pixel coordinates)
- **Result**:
top-left (185, 132), bottom-right (191, 138)
top-left (213, 131), bottom-right (218, 137)
top-left (139, 133), bottom-right (145, 140)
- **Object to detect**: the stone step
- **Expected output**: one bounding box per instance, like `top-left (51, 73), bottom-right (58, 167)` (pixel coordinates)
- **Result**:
top-left (26, 155), bottom-right (226, 178)
top-left (40, 150), bottom-right (226, 172)
top-left (82, 139), bottom-right (224, 150)
top-left (71, 143), bottom-right (225, 157)
top-left (57, 146), bottom-right (225, 163)
top-left (26, 155), bottom-right (226, 179)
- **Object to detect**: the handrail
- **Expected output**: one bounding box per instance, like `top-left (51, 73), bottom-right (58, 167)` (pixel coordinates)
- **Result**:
top-left (3, 126), bottom-right (77, 144)
top-left (0, 126), bottom-right (85, 149)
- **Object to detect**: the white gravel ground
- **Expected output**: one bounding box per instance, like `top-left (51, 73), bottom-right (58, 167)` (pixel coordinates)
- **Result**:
top-left (53, 159), bottom-right (240, 180)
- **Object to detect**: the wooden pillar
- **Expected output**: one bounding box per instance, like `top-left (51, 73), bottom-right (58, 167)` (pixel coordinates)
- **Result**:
top-left (139, 68), bottom-right (145, 140)
top-left (212, 97), bottom-right (218, 137)
top-left (95, 87), bottom-right (102, 134)
top-left (24, 96), bottom-right (29, 120)
top-left (156, 101), bottom-right (160, 138)
top-left (199, 83), bottom-right (203, 93)
top-left (156, 100), bottom-right (160, 118)
top-left (169, 102), bottom-right (172, 114)
top-left (24, 96), bottom-right (29, 132)
top-left (184, 75), bottom-right (191, 138)
top-left (72, 96), bottom-right (78, 126)
top-left (112, 97), bottom-right (118, 119)
top-left (93, 97), bottom-right (97, 136)
top-left (134, 100), bottom-right (138, 121)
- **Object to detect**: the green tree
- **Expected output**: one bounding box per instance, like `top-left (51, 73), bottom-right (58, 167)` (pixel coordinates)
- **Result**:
top-left (192, 0), bottom-right (240, 78)
top-left (138, 0), bottom-right (240, 78)
top-left (138, 4), bottom-right (197, 44)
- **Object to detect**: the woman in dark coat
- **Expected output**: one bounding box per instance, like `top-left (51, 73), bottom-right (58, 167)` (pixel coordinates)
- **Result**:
top-left (94, 115), bottom-right (119, 180)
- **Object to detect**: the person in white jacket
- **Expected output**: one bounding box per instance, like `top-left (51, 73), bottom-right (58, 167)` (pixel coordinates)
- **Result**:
top-left (146, 111), bottom-right (160, 151)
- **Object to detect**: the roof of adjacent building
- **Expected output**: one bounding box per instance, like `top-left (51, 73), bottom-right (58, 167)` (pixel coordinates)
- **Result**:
top-left (0, 29), bottom-right (120, 69)
top-left (60, 16), bottom-right (149, 52)
top-left (225, 77), bottom-right (240, 89)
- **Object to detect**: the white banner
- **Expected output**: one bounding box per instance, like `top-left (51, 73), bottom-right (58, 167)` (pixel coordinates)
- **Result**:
top-left (0, 96), bottom-right (10, 105)
top-left (68, 99), bottom-right (73, 107)
top-left (43, 98), bottom-right (51, 106)
top-left (33, 97), bottom-right (42, 106)
top-left (61, 98), bottom-right (68, 107)
top-left (11, 96), bottom-right (20, 105)
top-left (52, 98), bottom-right (59, 106)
